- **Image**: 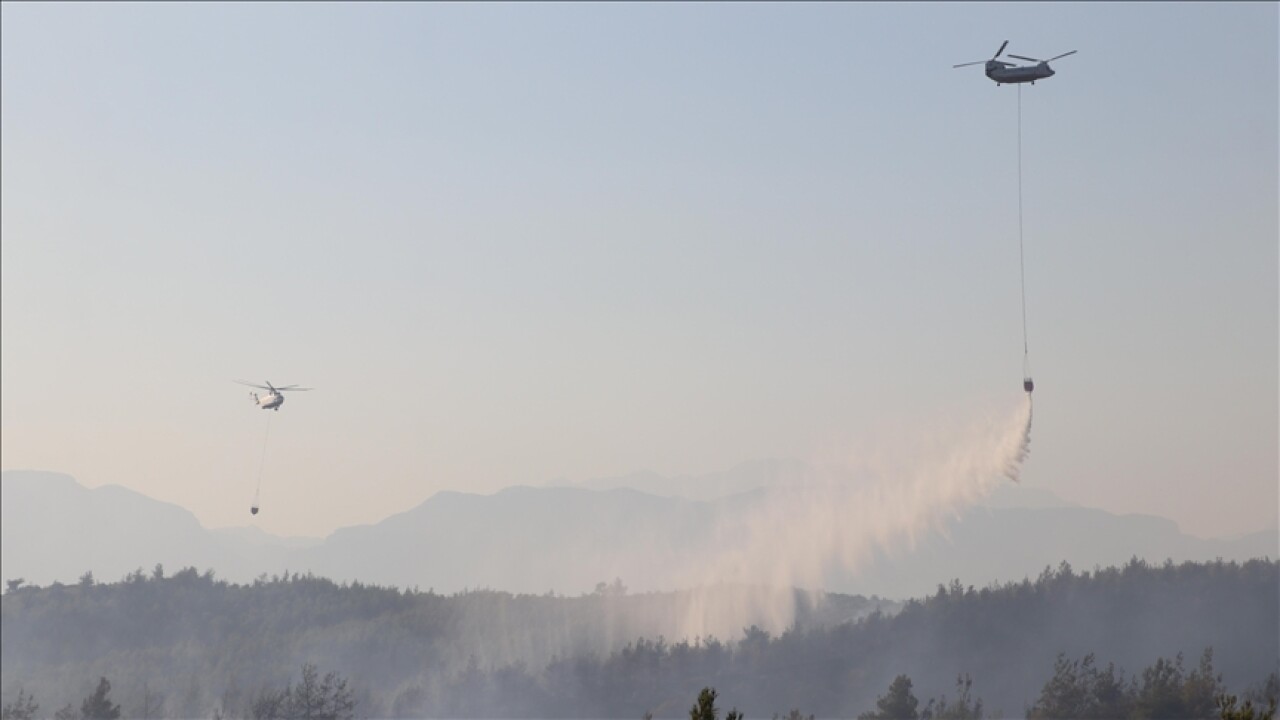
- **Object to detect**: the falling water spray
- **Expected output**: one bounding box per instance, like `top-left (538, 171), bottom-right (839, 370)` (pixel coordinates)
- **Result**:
top-left (670, 394), bottom-right (1035, 640)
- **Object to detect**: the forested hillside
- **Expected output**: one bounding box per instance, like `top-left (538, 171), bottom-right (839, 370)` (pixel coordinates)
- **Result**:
top-left (1, 559), bottom-right (1275, 718)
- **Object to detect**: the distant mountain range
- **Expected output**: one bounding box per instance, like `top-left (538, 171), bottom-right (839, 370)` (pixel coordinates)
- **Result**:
top-left (2, 467), bottom-right (1274, 599)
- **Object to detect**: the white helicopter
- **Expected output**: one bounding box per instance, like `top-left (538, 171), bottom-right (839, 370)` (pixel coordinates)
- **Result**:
top-left (235, 380), bottom-right (311, 411)
top-left (954, 41), bottom-right (1076, 85)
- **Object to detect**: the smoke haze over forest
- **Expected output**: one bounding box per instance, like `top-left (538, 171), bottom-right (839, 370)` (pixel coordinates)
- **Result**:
top-left (2, 558), bottom-right (1276, 718)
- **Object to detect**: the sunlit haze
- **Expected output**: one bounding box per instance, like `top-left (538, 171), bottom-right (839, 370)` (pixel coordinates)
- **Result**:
top-left (2, 2), bottom-right (1276, 541)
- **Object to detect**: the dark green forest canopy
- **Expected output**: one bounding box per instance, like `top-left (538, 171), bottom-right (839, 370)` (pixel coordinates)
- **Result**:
top-left (2, 558), bottom-right (1276, 718)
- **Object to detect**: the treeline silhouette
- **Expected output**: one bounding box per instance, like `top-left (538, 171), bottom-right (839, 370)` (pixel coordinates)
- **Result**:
top-left (5, 658), bottom-right (1276, 720)
top-left (0, 665), bottom-right (354, 720)
top-left (858, 656), bottom-right (1278, 720)
top-left (1, 558), bottom-right (1275, 718)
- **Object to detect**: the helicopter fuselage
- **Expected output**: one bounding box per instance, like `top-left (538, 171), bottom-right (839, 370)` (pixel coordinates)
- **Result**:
top-left (251, 391), bottom-right (284, 410)
top-left (986, 61), bottom-right (1055, 85)
top-left (955, 44), bottom-right (1074, 86)
top-left (237, 380), bottom-right (310, 411)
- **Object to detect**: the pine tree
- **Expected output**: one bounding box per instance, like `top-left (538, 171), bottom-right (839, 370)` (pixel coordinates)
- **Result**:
top-left (79, 678), bottom-right (121, 720)
top-left (861, 675), bottom-right (920, 720)
top-left (0, 688), bottom-right (38, 720)
top-left (690, 687), bottom-right (743, 720)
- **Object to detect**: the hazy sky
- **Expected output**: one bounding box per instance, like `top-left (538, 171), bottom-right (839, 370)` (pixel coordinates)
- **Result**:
top-left (3, 2), bottom-right (1276, 540)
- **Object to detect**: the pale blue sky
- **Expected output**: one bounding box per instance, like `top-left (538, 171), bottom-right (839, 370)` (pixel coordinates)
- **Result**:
top-left (3, 2), bottom-right (1276, 539)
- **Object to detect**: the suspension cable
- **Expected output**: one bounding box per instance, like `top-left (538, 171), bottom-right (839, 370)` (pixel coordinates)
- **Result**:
top-left (1018, 84), bottom-right (1029, 362)
top-left (253, 412), bottom-right (272, 509)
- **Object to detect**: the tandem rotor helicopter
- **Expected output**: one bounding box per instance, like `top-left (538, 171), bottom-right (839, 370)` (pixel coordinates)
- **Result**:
top-left (953, 41), bottom-right (1076, 85)
top-left (235, 380), bottom-right (311, 411)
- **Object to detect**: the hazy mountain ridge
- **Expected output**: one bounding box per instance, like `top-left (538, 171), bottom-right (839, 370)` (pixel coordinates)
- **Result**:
top-left (2, 469), bottom-right (1275, 599)
top-left (1, 470), bottom-right (255, 585)
top-left (301, 485), bottom-right (719, 595)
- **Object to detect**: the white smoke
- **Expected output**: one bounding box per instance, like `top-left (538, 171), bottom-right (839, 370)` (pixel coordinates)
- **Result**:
top-left (672, 394), bottom-right (1034, 639)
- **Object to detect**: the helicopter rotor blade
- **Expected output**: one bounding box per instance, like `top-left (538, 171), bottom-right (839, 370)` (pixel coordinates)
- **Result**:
top-left (994, 40), bottom-right (1008, 59)
top-left (276, 386), bottom-right (313, 392)
top-left (953, 60), bottom-right (986, 68)
top-left (235, 380), bottom-right (271, 390)
top-left (1007, 54), bottom-right (1042, 63)
top-left (1046, 50), bottom-right (1077, 62)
